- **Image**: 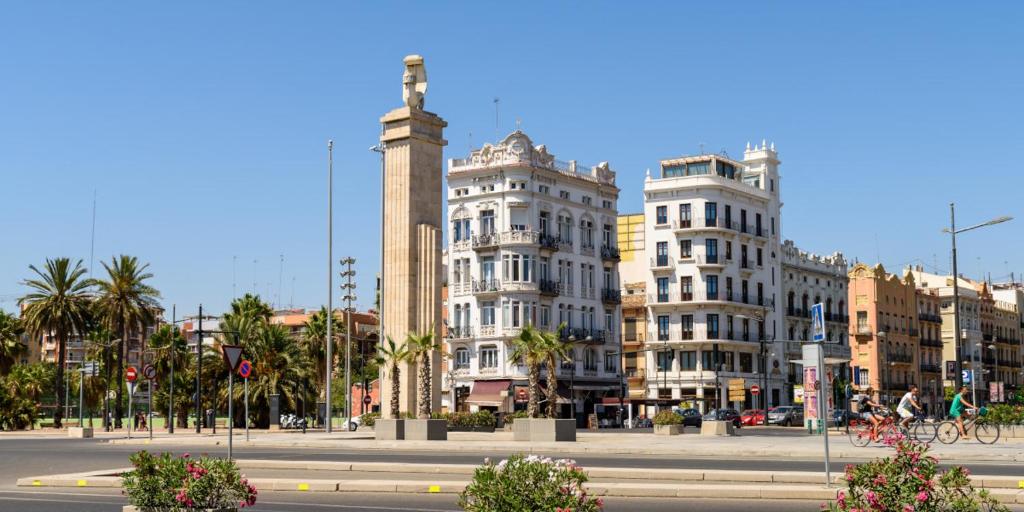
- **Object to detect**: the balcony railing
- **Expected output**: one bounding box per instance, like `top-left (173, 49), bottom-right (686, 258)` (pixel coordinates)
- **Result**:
top-left (600, 245), bottom-right (620, 261)
top-left (918, 313), bottom-right (942, 323)
top-left (471, 233), bottom-right (499, 249)
top-left (920, 363), bottom-right (942, 373)
top-left (651, 256), bottom-right (672, 269)
top-left (540, 279), bottom-right (560, 296)
top-left (446, 326), bottom-right (473, 339)
top-left (983, 334), bottom-right (994, 342)
top-left (539, 234), bottom-right (560, 251)
top-left (856, 326), bottom-right (873, 336)
top-left (920, 338), bottom-right (944, 348)
top-left (908, 328), bottom-right (920, 337)
top-left (889, 353), bottom-right (913, 364)
top-left (787, 308), bottom-right (805, 318)
top-left (559, 328), bottom-right (607, 344)
top-left (473, 279), bottom-right (501, 293)
top-left (601, 288), bottom-right (622, 304)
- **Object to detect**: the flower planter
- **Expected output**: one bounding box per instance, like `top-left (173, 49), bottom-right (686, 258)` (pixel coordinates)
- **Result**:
top-left (654, 424), bottom-right (683, 436)
top-left (448, 425), bottom-right (495, 432)
top-left (700, 420), bottom-right (735, 436)
top-left (124, 507), bottom-right (235, 512)
top-left (512, 418), bottom-right (575, 442)
top-left (373, 419), bottom-right (405, 440)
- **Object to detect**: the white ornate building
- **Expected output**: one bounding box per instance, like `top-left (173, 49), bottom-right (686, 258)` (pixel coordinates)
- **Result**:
top-left (640, 142), bottom-right (786, 413)
top-left (444, 131), bottom-right (622, 424)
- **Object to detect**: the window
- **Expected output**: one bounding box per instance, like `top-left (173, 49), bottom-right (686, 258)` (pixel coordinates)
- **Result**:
top-left (757, 283), bottom-right (764, 306)
top-left (624, 318), bottom-right (637, 342)
top-left (658, 315), bottom-right (670, 341)
top-left (755, 213), bottom-right (763, 236)
top-left (679, 239), bottom-right (692, 258)
top-left (602, 200), bottom-right (612, 209)
top-left (580, 219), bottom-right (594, 248)
top-left (656, 241), bottom-right (668, 266)
top-left (582, 196), bottom-right (592, 206)
top-left (663, 165), bottom-right (684, 178)
top-left (479, 345), bottom-right (498, 369)
top-left (687, 161), bottom-right (709, 175)
top-left (859, 368), bottom-right (869, 386)
top-left (602, 224), bottom-right (613, 248)
top-left (559, 190), bottom-right (570, 200)
top-left (656, 206), bottom-right (667, 225)
top-left (681, 314), bottom-right (694, 340)
top-left (584, 349), bottom-right (598, 371)
top-left (539, 211), bottom-right (550, 235)
top-left (726, 277), bottom-right (733, 301)
top-left (679, 204), bottom-right (691, 228)
top-left (725, 241), bottom-right (732, 260)
top-left (538, 185), bottom-right (550, 195)
top-left (724, 204), bottom-right (732, 227)
top-left (557, 214), bottom-right (573, 243)
top-left (756, 248), bottom-right (763, 267)
top-left (562, 349), bottom-right (575, 370)
top-left (740, 209), bottom-right (747, 232)
top-left (480, 210), bottom-right (495, 235)
top-left (604, 351), bottom-right (617, 372)
top-left (701, 351), bottom-right (716, 371)
top-left (454, 348), bottom-right (470, 370)
top-left (742, 318), bottom-right (750, 341)
top-left (540, 305), bottom-right (550, 327)
top-left (705, 239), bottom-right (718, 264)
top-left (481, 301), bottom-right (495, 326)
top-left (716, 161), bottom-right (736, 178)
top-left (726, 315), bottom-right (734, 338)
top-left (656, 350), bottom-right (674, 372)
top-left (742, 280), bottom-right (749, 303)
top-left (857, 311), bottom-right (868, 332)
top-left (739, 353), bottom-right (752, 373)
top-left (657, 277), bottom-right (669, 302)
top-left (679, 351), bottom-right (697, 371)
top-left (706, 275), bottom-right (718, 300)
top-left (705, 202), bottom-right (717, 227)
top-left (707, 314), bottom-right (719, 339)
top-left (681, 276), bottom-right (693, 301)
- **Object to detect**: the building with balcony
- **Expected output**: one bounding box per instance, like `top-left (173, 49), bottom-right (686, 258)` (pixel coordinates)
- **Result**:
top-left (992, 282), bottom-right (1024, 393)
top-left (781, 240), bottom-right (851, 408)
top-left (916, 288), bottom-right (944, 412)
top-left (444, 131), bottom-right (622, 424)
top-left (640, 141), bottom-right (785, 413)
top-left (848, 263), bottom-right (922, 405)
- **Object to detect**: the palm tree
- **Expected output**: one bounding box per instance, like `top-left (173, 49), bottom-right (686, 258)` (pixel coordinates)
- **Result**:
top-left (148, 324), bottom-right (191, 428)
top-left (509, 325), bottom-right (547, 418)
top-left (300, 307), bottom-right (342, 401)
top-left (538, 323), bottom-right (571, 419)
top-left (0, 310), bottom-right (26, 375)
top-left (3, 362), bottom-right (54, 404)
top-left (19, 258), bottom-right (94, 428)
top-left (406, 331), bottom-right (442, 419)
top-left (93, 255), bottom-right (161, 428)
top-left (240, 322), bottom-right (309, 427)
top-left (375, 336), bottom-right (410, 419)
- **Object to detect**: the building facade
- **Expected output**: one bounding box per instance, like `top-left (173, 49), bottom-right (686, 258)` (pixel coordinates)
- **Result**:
top-left (617, 213), bottom-right (648, 419)
top-left (992, 282), bottom-right (1024, 394)
top-left (641, 142), bottom-right (786, 413)
top-left (444, 131), bottom-right (622, 424)
top-left (917, 288), bottom-right (944, 412)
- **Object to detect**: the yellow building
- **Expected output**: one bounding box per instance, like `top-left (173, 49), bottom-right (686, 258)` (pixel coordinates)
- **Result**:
top-left (617, 213), bottom-right (649, 420)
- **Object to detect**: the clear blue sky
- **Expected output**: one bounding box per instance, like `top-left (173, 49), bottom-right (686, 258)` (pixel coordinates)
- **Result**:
top-left (2, 2), bottom-right (1022, 316)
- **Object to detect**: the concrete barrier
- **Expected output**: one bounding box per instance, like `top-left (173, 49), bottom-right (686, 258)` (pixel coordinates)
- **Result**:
top-left (68, 427), bottom-right (93, 438)
top-left (700, 420), bottom-right (734, 436)
top-left (374, 419), bottom-right (404, 440)
top-left (654, 425), bottom-right (683, 436)
top-left (404, 419), bottom-right (447, 441)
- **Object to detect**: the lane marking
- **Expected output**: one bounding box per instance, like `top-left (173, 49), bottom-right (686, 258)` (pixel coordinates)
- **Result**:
top-left (31, 480), bottom-right (40, 486)
top-left (428, 485), bottom-right (440, 493)
top-left (77, 479), bottom-right (87, 487)
top-left (298, 483), bottom-right (310, 491)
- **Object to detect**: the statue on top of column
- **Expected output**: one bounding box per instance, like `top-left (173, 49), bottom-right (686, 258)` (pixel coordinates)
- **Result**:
top-left (402, 55), bottom-right (427, 110)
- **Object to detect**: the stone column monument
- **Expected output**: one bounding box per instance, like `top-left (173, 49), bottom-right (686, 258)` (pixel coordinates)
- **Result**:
top-left (379, 55), bottom-right (446, 417)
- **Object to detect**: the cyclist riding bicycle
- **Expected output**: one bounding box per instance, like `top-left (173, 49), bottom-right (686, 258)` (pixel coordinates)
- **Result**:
top-left (949, 385), bottom-right (977, 437)
top-left (858, 387), bottom-right (884, 439)
top-left (896, 384), bottom-right (923, 430)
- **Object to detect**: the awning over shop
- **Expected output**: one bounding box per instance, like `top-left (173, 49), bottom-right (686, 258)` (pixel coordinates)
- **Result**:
top-left (465, 379), bottom-right (511, 406)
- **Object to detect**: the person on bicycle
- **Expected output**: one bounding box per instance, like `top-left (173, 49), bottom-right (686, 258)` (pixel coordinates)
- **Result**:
top-left (896, 384), bottom-right (923, 430)
top-left (858, 387), bottom-right (884, 439)
top-left (949, 386), bottom-right (977, 437)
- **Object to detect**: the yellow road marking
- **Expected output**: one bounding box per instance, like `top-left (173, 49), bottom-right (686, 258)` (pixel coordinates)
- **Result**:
top-left (77, 480), bottom-right (87, 487)
top-left (297, 483), bottom-right (310, 491)
top-left (31, 480), bottom-right (41, 487)
top-left (428, 485), bottom-right (440, 493)
top-left (1018, 480), bottom-right (1024, 489)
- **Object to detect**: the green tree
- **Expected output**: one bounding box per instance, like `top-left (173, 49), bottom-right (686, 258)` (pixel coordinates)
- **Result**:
top-left (407, 331), bottom-right (442, 419)
top-left (0, 310), bottom-right (26, 375)
top-left (3, 362), bottom-right (54, 404)
top-left (538, 324), bottom-right (570, 419)
top-left (375, 336), bottom-right (410, 418)
top-left (93, 255), bottom-right (161, 428)
top-left (300, 306), bottom-right (342, 401)
top-left (238, 322), bottom-right (309, 427)
top-left (19, 258), bottom-right (94, 428)
top-left (148, 324), bottom-right (191, 428)
top-left (509, 325), bottom-right (547, 419)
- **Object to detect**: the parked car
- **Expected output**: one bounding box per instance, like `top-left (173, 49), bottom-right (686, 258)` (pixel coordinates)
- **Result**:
top-left (674, 408), bottom-right (703, 428)
top-left (702, 408), bottom-right (742, 428)
top-left (767, 406), bottom-right (804, 427)
top-left (740, 409), bottom-right (766, 426)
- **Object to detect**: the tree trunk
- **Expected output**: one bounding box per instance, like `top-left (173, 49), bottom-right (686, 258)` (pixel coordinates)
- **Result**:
top-left (527, 360), bottom-right (540, 418)
top-left (114, 324), bottom-right (126, 429)
top-left (54, 330), bottom-right (65, 429)
top-left (389, 364), bottom-right (400, 418)
top-left (417, 353), bottom-right (431, 419)
top-left (545, 355), bottom-right (559, 418)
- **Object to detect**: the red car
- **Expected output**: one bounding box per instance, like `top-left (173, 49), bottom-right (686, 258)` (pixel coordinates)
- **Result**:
top-left (740, 409), bottom-right (766, 426)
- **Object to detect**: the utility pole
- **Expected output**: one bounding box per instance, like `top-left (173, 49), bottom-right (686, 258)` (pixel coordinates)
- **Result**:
top-left (326, 139), bottom-right (334, 433)
top-left (371, 137), bottom-right (386, 417)
top-left (951, 204), bottom-right (963, 391)
top-left (195, 304), bottom-right (203, 434)
top-left (341, 258), bottom-right (357, 430)
top-left (168, 305), bottom-right (176, 434)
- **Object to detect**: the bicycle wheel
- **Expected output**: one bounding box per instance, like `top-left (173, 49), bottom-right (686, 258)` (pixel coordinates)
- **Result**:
top-left (936, 421), bottom-right (960, 444)
top-left (974, 423), bottom-right (1000, 445)
top-left (849, 423), bottom-right (872, 447)
top-left (912, 421), bottom-right (937, 443)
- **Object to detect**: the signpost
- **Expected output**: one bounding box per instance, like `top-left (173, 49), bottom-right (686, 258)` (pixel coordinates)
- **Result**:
top-left (144, 364), bottom-right (157, 441)
top-left (126, 367), bottom-right (137, 440)
top-left (238, 359), bottom-right (252, 442)
top-left (727, 378), bottom-right (746, 403)
top-left (809, 303), bottom-right (831, 488)
top-left (363, 395), bottom-right (372, 406)
top-left (221, 345), bottom-right (244, 460)
top-left (750, 385), bottom-right (760, 396)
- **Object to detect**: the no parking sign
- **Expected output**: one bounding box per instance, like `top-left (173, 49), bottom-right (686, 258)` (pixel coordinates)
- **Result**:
top-left (238, 359), bottom-right (252, 379)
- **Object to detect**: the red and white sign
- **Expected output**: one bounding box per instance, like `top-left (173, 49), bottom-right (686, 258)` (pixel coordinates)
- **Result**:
top-left (126, 366), bottom-right (138, 382)
top-left (750, 385), bottom-right (761, 396)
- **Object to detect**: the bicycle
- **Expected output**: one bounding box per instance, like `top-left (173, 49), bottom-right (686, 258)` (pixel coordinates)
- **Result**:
top-left (936, 407), bottom-right (1000, 445)
top-left (900, 412), bottom-right (936, 443)
top-left (849, 410), bottom-right (902, 447)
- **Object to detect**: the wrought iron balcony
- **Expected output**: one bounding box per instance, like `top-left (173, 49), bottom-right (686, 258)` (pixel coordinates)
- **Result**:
top-left (539, 279), bottom-right (560, 297)
top-left (446, 326), bottom-right (473, 340)
top-left (472, 279), bottom-right (501, 293)
top-left (600, 245), bottom-right (620, 261)
top-left (601, 288), bottom-right (622, 304)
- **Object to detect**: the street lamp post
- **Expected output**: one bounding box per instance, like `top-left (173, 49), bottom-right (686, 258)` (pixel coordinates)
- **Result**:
top-left (370, 139), bottom-right (386, 418)
top-left (341, 257), bottom-right (357, 431)
top-left (326, 140), bottom-right (334, 433)
top-left (944, 206), bottom-right (1011, 391)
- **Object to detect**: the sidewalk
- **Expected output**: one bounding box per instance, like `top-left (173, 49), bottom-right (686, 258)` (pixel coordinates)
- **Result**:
top-left (94, 428), bottom-right (1024, 463)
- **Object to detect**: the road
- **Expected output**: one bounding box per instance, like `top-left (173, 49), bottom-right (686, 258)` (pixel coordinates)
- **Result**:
top-left (2, 437), bottom-right (1023, 511)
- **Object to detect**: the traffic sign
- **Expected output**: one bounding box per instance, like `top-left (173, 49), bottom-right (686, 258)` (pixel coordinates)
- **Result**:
top-left (810, 303), bottom-right (826, 343)
top-left (237, 359), bottom-right (252, 379)
top-left (750, 385), bottom-right (761, 396)
top-left (143, 364), bottom-right (157, 381)
top-left (221, 345), bottom-right (244, 371)
top-left (127, 381), bottom-right (137, 396)
top-left (363, 395), bottom-right (372, 405)
top-left (126, 366), bottom-right (138, 382)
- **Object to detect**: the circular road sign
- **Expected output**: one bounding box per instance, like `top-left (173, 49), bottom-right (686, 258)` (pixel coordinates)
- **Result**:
top-left (143, 364), bottom-right (157, 381)
top-left (363, 395), bottom-right (372, 405)
top-left (750, 385), bottom-right (761, 395)
top-left (237, 359), bottom-right (252, 379)
top-left (126, 366), bottom-right (138, 382)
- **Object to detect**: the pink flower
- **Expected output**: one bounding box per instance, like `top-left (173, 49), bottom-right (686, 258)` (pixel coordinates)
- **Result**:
top-left (836, 490), bottom-right (847, 508)
top-left (872, 474), bottom-right (887, 486)
top-left (903, 505), bottom-right (914, 512)
top-left (916, 491), bottom-right (928, 502)
top-left (181, 452), bottom-right (190, 459)
top-left (865, 490), bottom-right (879, 507)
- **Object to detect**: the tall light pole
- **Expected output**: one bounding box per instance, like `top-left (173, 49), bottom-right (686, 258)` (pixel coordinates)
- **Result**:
top-left (341, 258), bottom-right (357, 430)
top-left (370, 139), bottom-right (386, 416)
top-left (944, 206), bottom-right (1011, 391)
top-left (326, 139), bottom-right (334, 433)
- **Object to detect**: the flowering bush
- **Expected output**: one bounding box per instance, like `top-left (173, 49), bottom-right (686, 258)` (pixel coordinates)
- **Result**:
top-left (458, 454), bottom-right (603, 512)
top-left (122, 451), bottom-right (257, 511)
top-left (824, 437), bottom-right (1007, 512)
top-left (653, 410), bottom-right (683, 426)
top-left (982, 404), bottom-right (1024, 425)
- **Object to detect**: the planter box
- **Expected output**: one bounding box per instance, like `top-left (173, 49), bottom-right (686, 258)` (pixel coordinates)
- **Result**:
top-left (68, 427), bottom-right (94, 438)
top-left (373, 419), bottom-right (405, 440)
top-left (448, 425), bottom-right (495, 432)
top-left (654, 424), bottom-right (683, 436)
top-left (513, 418), bottom-right (576, 442)
top-left (404, 419), bottom-right (447, 440)
top-left (700, 420), bottom-right (735, 436)
top-left (124, 507), bottom-right (235, 512)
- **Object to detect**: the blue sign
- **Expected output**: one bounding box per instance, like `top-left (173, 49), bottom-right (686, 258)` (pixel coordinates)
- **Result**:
top-left (810, 303), bottom-right (826, 343)
top-left (962, 369), bottom-right (972, 384)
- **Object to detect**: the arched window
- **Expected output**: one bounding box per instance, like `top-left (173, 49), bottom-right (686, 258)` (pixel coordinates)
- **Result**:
top-left (839, 300), bottom-right (846, 316)
top-left (454, 347), bottom-right (470, 370)
top-left (787, 291), bottom-right (795, 313)
top-left (826, 297), bottom-right (833, 316)
top-left (802, 294), bottom-right (809, 312)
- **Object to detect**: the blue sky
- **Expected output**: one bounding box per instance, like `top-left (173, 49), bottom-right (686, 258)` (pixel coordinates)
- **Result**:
top-left (2, 2), bottom-right (1022, 316)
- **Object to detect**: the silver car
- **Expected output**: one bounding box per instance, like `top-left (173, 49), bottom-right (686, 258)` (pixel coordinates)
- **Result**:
top-left (767, 406), bottom-right (804, 427)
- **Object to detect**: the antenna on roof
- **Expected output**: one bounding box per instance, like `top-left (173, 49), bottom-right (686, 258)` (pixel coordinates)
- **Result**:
top-left (698, 142), bottom-right (705, 155)
top-left (493, 97), bottom-right (500, 141)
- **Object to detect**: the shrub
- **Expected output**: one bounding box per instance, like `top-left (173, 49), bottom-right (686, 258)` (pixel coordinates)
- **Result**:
top-left (359, 412), bottom-right (381, 427)
top-left (981, 404), bottom-right (1024, 426)
top-left (0, 389), bottom-right (37, 431)
top-left (471, 410), bottom-right (495, 428)
top-left (824, 437), bottom-right (1008, 512)
top-left (122, 451), bottom-right (257, 510)
top-left (458, 455), bottom-right (603, 512)
top-left (504, 410), bottom-right (531, 424)
top-left (653, 410), bottom-right (683, 426)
